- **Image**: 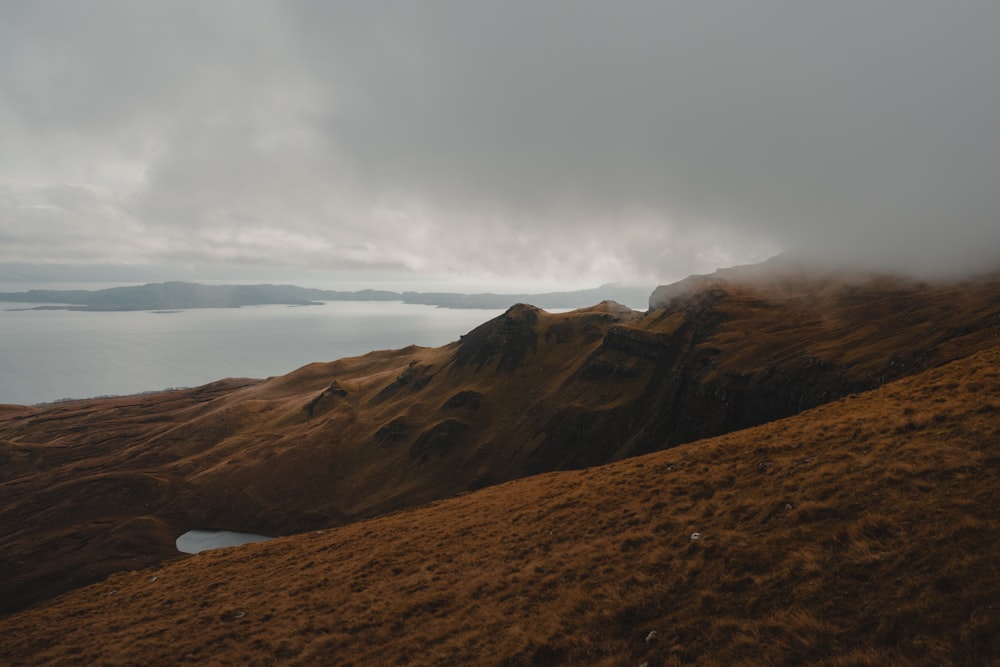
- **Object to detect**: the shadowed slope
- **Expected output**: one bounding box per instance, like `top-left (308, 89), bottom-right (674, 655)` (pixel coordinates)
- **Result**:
top-left (2, 269), bottom-right (1000, 615)
top-left (2, 344), bottom-right (998, 666)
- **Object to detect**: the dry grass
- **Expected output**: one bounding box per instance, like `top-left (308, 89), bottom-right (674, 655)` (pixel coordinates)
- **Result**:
top-left (2, 343), bottom-right (999, 665)
top-left (4, 274), bottom-right (1000, 622)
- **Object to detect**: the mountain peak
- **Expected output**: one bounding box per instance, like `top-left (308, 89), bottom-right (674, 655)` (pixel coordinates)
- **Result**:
top-left (454, 303), bottom-right (542, 372)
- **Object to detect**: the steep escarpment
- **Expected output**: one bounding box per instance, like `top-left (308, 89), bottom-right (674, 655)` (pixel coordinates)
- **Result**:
top-left (2, 266), bottom-right (1000, 615)
top-left (515, 268), bottom-right (1000, 468)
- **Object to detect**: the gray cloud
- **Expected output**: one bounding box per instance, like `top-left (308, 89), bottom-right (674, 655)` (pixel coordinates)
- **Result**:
top-left (2, 1), bottom-right (998, 287)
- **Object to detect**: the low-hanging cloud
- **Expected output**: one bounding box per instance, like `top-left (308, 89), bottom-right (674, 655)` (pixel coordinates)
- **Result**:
top-left (1, 1), bottom-right (998, 287)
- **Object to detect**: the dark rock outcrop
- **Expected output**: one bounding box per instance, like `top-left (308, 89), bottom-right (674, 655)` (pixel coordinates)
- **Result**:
top-left (454, 304), bottom-right (540, 372)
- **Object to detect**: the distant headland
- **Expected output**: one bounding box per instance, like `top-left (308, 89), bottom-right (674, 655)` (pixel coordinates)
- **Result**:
top-left (0, 281), bottom-right (652, 311)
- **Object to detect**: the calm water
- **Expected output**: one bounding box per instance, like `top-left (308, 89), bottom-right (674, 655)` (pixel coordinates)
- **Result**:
top-left (175, 530), bottom-right (273, 554)
top-left (0, 301), bottom-right (506, 405)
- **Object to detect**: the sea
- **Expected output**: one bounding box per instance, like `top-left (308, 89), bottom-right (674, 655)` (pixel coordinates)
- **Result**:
top-left (0, 295), bottom-right (509, 406)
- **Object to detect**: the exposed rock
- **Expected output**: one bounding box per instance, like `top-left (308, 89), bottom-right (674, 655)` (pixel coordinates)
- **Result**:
top-left (371, 362), bottom-right (435, 403)
top-left (375, 417), bottom-right (410, 449)
top-left (443, 390), bottom-right (483, 411)
top-left (454, 304), bottom-right (540, 372)
top-left (409, 420), bottom-right (471, 463)
top-left (304, 381), bottom-right (349, 417)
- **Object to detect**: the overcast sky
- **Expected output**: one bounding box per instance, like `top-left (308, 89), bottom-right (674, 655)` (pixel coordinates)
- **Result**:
top-left (2, 2), bottom-right (998, 290)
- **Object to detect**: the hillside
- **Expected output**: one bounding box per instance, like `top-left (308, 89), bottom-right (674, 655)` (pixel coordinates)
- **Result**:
top-left (1, 340), bottom-right (997, 665)
top-left (2, 266), bottom-right (1000, 618)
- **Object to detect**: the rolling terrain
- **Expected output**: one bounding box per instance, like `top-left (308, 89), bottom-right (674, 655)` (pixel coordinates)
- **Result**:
top-left (1, 334), bottom-right (997, 665)
top-left (1, 261), bottom-right (999, 663)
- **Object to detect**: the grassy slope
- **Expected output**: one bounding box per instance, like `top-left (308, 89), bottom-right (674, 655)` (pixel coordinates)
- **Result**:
top-left (2, 273), bottom-right (1000, 618)
top-left (2, 344), bottom-right (997, 666)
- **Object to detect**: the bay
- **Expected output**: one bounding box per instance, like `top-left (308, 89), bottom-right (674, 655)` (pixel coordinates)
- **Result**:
top-left (0, 301), bottom-right (507, 406)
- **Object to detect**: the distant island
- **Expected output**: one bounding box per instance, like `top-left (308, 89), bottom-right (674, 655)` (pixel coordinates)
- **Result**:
top-left (0, 281), bottom-right (652, 312)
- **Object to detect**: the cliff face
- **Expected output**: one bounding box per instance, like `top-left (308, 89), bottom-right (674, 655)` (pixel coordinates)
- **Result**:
top-left (2, 266), bottom-right (1000, 614)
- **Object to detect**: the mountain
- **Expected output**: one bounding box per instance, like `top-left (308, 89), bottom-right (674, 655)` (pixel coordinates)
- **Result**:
top-left (0, 281), bottom-right (651, 311)
top-left (1, 336), bottom-right (997, 665)
top-left (1, 262), bottom-right (999, 663)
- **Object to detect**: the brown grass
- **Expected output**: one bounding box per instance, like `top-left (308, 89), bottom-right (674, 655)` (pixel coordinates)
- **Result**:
top-left (4, 273), bottom-right (1000, 622)
top-left (2, 343), bottom-right (999, 665)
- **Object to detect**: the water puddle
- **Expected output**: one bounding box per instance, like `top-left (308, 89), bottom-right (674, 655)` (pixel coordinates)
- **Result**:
top-left (175, 529), bottom-right (273, 554)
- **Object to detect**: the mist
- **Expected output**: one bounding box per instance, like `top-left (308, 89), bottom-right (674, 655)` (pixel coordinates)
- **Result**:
top-left (2, 2), bottom-right (998, 287)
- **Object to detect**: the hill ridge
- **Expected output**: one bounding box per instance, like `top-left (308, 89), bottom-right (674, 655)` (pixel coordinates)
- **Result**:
top-left (2, 265), bottom-right (1000, 621)
top-left (2, 342), bottom-right (997, 665)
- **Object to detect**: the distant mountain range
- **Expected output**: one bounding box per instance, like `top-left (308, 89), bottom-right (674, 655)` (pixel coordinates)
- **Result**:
top-left (0, 281), bottom-right (653, 311)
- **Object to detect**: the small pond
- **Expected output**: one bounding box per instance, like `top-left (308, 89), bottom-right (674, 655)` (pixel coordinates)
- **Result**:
top-left (175, 530), bottom-right (274, 554)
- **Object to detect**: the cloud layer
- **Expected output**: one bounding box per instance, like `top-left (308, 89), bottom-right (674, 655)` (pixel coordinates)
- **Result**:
top-left (2, 2), bottom-right (998, 286)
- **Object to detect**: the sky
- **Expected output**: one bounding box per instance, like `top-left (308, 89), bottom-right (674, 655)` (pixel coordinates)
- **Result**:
top-left (2, 1), bottom-right (999, 291)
